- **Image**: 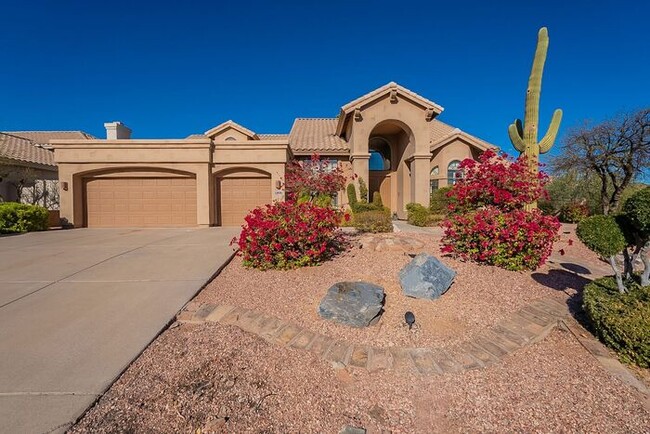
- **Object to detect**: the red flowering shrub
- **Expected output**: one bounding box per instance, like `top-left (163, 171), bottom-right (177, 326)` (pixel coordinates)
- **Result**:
top-left (441, 150), bottom-right (560, 271)
top-left (285, 154), bottom-right (347, 202)
top-left (232, 201), bottom-right (348, 270)
top-left (441, 207), bottom-right (560, 271)
top-left (448, 149), bottom-right (549, 213)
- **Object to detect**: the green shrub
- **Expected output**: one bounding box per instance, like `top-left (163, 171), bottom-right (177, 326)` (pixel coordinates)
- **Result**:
top-left (0, 203), bottom-right (49, 234)
top-left (358, 178), bottom-right (369, 202)
top-left (622, 187), bottom-right (650, 235)
top-left (583, 276), bottom-right (650, 367)
top-left (406, 203), bottom-right (430, 227)
top-left (372, 191), bottom-right (383, 208)
top-left (558, 203), bottom-right (589, 223)
top-left (354, 210), bottom-right (393, 233)
top-left (576, 215), bottom-right (627, 258)
top-left (346, 184), bottom-right (358, 208)
top-left (429, 186), bottom-right (452, 214)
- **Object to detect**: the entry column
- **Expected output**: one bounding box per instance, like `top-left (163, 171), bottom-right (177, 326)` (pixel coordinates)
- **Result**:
top-left (410, 154), bottom-right (431, 207)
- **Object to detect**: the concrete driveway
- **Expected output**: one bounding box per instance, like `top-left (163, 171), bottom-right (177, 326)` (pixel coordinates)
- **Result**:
top-left (0, 227), bottom-right (239, 433)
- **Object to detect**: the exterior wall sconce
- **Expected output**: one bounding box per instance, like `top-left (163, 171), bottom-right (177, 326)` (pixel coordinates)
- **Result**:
top-left (275, 180), bottom-right (282, 190)
top-left (61, 182), bottom-right (68, 191)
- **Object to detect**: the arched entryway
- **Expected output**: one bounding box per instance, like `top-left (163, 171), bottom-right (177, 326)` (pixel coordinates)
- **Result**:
top-left (367, 120), bottom-right (413, 215)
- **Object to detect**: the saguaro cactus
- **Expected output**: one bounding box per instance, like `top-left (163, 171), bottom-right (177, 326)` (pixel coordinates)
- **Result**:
top-left (508, 27), bottom-right (563, 173)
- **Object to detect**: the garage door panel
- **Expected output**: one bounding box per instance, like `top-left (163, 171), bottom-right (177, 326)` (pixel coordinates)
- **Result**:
top-left (85, 177), bottom-right (197, 228)
top-left (218, 177), bottom-right (270, 226)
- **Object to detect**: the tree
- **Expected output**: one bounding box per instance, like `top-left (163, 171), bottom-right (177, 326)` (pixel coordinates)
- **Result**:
top-left (552, 108), bottom-right (650, 215)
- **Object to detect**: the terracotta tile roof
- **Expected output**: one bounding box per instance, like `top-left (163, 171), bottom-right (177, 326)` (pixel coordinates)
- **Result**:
top-left (258, 134), bottom-right (289, 140)
top-left (429, 120), bottom-right (496, 151)
top-left (186, 133), bottom-right (208, 139)
top-left (288, 118), bottom-right (350, 153)
top-left (4, 131), bottom-right (96, 146)
top-left (0, 133), bottom-right (57, 167)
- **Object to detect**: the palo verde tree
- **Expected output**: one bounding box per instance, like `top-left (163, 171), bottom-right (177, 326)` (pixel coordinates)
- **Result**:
top-left (552, 108), bottom-right (650, 215)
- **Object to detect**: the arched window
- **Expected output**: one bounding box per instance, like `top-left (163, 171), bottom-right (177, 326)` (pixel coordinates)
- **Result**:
top-left (225, 136), bottom-right (237, 141)
top-left (430, 166), bottom-right (440, 192)
top-left (369, 137), bottom-right (391, 171)
top-left (447, 160), bottom-right (461, 185)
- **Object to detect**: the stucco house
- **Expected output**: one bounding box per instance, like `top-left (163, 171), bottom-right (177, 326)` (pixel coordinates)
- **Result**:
top-left (51, 82), bottom-right (497, 228)
top-left (0, 131), bottom-right (94, 209)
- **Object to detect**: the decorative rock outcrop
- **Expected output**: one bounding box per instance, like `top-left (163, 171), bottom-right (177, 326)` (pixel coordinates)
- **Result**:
top-left (359, 235), bottom-right (424, 253)
top-left (399, 253), bottom-right (455, 300)
top-left (318, 282), bottom-right (385, 328)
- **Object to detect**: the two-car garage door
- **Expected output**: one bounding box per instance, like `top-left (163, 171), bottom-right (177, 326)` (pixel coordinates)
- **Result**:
top-left (84, 177), bottom-right (197, 227)
top-left (83, 174), bottom-right (271, 227)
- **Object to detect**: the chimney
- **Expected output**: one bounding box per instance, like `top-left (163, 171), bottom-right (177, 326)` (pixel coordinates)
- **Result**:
top-left (104, 121), bottom-right (132, 139)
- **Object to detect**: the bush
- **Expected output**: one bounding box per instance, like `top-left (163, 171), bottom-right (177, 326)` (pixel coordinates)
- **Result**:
top-left (406, 203), bottom-right (432, 227)
top-left (583, 276), bottom-right (650, 367)
top-left (358, 178), bottom-right (369, 202)
top-left (576, 215), bottom-right (627, 258)
top-left (442, 207), bottom-right (560, 271)
top-left (558, 203), bottom-right (589, 223)
top-left (372, 191), bottom-right (383, 208)
top-left (429, 186), bottom-right (453, 214)
top-left (441, 150), bottom-right (560, 271)
top-left (354, 210), bottom-right (393, 233)
top-left (622, 187), bottom-right (650, 235)
top-left (0, 203), bottom-right (49, 234)
top-left (285, 154), bottom-right (346, 201)
top-left (233, 201), bottom-right (347, 270)
top-left (347, 184), bottom-right (358, 208)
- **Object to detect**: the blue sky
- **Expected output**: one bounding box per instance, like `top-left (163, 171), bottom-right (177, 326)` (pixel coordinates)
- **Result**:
top-left (2, 0), bottom-right (648, 163)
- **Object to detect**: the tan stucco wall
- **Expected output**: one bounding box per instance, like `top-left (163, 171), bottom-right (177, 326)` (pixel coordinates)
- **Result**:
top-left (52, 138), bottom-right (288, 227)
top-left (430, 138), bottom-right (476, 187)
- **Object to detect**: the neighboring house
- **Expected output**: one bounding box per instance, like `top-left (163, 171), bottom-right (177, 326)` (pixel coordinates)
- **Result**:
top-left (0, 131), bottom-right (94, 209)
top-left (51, 82), bottom-right (497, 228)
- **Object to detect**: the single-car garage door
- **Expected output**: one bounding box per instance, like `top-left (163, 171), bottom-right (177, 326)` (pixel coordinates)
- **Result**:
top-left (218, 177), bottom-right (271, 226)
top-left (84, 177), bottom-right (197, 227)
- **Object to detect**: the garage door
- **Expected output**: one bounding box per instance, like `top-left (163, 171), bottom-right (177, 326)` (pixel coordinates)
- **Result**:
top-left (219, 177), bottom-right (271, 226)
top-left (84, 177), bottom-right (197, 227)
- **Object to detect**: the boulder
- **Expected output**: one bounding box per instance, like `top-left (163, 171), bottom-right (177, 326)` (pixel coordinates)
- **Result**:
top-left (399, 253), bottom-right (455, 300)
top-left (318, 282), bottom-right (385, 328)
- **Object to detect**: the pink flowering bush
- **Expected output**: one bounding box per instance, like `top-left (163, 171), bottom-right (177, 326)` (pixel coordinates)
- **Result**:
top-left (284, 154), bottom-right (347, 202)
top-left (441, 150), bottom-right (560, 271)
top-left (233, 201), bottom-right (349, 271)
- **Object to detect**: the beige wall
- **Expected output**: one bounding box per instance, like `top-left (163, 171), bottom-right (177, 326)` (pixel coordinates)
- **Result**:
top-left (430, 138), bottom-right (477, 188)
top-left (52, 138), bottom-right (288, 227)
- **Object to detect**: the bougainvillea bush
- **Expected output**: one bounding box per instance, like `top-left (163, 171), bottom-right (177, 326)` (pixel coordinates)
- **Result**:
top-left (233, 197), bottom-right (349, 270)
top-left (284, 154), bottom-right (347, 202)
top-left (441, 150), bottom-right (560, 271)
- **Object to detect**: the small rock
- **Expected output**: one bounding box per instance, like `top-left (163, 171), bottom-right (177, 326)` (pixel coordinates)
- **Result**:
top-left (318, 282), bottom-right (385, 327)
top-left (399, 253), bottom-right (456, 300)
top-left (339, 426), bottom-right (367, 434)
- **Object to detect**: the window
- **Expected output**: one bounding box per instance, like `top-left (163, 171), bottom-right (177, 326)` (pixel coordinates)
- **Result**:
top-left (369, 137), bottom-right (391, 171)
top-left (225, 136), bottom-right (237, 141)
top-left (447, 160), bottom-right (461, 185)
top-left (430, 166), bottom-right (440, 193)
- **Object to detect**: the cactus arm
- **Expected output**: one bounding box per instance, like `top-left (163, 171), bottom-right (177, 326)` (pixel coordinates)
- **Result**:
top-left (539, 108), bottom-right (563, 154)
top-left (508, 120), bottom-right (526, 152)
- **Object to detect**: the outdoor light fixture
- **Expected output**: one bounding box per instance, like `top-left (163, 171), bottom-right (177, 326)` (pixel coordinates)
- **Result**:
top-left (61, 181), bottom-right (68, 191)
top-left (405, 311), bottom-right (415, 330)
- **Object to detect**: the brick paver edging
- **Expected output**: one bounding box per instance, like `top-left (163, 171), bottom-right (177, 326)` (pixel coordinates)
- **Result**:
top-left (177, 298), bottom-right (569, 375)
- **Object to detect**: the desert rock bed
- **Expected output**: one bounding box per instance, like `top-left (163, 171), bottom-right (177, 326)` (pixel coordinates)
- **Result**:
top-left (194, 229), bottom-right (589, 349)
top-left (71, 323), bottom-right (650, 433)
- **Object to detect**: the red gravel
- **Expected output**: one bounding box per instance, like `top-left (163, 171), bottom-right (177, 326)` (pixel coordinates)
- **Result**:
top-left (194, 229), bottom-right (581, 349)
top-left (71, 324), bottom-right (650, 433)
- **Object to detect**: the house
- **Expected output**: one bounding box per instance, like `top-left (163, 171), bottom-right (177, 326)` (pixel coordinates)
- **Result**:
top-left (51, 82), bottom-right (497, 228)
top-left (0, 131), bottom-right (94, 209)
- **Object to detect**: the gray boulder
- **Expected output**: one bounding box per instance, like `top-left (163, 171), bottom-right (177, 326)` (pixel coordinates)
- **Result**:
top-left (399, 253), bottom-right (456, 300)
top-left (318, 282), bottom-right (385, 328)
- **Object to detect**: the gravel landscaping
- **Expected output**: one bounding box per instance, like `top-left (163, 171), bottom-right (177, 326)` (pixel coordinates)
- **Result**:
top-left (193, 227), bottom-right (593, 349)
top-left (71, 323), bottom-right (650, 433)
